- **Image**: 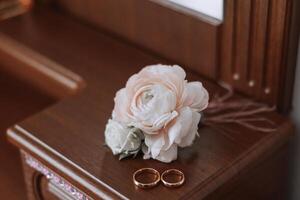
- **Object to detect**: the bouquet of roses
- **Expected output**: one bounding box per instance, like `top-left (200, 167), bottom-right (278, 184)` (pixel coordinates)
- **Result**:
top-left (104, 64), bottom-right (209, 163)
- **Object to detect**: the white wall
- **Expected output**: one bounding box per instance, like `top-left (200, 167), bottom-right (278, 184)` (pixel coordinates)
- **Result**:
top-left (167, 0), bottom-right (224, 20)
top-left (291, 41), bottom-right (300, 200)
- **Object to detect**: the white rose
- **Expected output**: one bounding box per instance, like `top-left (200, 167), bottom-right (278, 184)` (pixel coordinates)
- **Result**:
top-left (104, 119), bottom-right (143, 155)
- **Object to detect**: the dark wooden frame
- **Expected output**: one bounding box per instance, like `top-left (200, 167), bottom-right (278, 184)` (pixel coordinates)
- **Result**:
top-left (220, 0), bottom-right (300, 112)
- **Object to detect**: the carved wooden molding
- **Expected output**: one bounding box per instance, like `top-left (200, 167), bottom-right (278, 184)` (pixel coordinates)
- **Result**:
top-left (220, 0), bottom-right (300, 111)
top-left (23, 152), bottom-right (93, 200)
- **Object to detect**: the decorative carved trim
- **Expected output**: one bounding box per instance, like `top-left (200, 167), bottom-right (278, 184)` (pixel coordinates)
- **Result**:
top-left (23, 152), bottom-right (93, 200)
top-left (220, 0), bottom-right (300, 111)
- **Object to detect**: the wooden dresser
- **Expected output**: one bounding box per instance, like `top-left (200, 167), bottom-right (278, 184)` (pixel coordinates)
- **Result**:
top-left (0, 0), bottom-right (300, 199)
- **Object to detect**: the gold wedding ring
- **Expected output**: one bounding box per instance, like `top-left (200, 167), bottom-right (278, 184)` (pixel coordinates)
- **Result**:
top-left (161, 169), bottom-right (185, 188)
top-left (133, 168), bottom-right (160, 189)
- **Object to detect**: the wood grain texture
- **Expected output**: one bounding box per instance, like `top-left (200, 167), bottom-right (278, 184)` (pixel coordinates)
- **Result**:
top-left (0, 8), bottom-right (294, 199)
top-left (52, 0), bottom-right (300, 112)
top-left (51, 0), bottom-right (300, 113)
top-left (52, 0), bottom-right (221, 79)
top-left (220, 0), bottom-right (300, 110)
top-left (233, 0), bottom-right (251, 91)
top-left (248, 0), bottom-right (269, 98)
top-left (0, 33), bottom-right (85, 99)
top-left (263, 0), bottom-right (288, 104)
top-left (205, 143), bottom-right (291, 200)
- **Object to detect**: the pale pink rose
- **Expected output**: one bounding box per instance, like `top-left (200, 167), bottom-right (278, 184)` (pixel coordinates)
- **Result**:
top-left (112, 64), bottom-right (209, 163)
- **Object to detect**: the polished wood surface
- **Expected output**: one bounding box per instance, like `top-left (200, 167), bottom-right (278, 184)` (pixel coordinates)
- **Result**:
top-left (0, 69), bottom-right (56, 199)
top-left (0, 31), bottom-right (85, 99)
top-left (53, 0), bottom-right (300, 112)
top-left (206, 143), bottom-right (292, 200)
top-left (0, 8), bottom-right (294, 199)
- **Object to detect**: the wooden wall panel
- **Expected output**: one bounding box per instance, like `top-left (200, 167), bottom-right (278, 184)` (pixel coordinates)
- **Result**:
top-left (233, 0), bottom-right (252, 91)
top-left (220, 0), bottom-right (299, 110)
top-left (248, 0), bottom-right (269, 98)
top-left (54, 0), bottom-right (221, 79)
top-left (263, 0), bottom-right (288, 104)
top-left (219, 0), bottom-right (234, 83)
top-left (52, 0), bottom-right (300, 112)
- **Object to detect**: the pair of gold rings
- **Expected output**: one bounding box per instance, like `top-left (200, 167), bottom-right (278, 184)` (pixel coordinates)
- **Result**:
top-left (133, 168), bottom-right (185, 189)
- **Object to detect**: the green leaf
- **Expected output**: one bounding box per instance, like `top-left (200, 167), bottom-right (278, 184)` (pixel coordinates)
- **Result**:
top-left (119, 153), bottom-right (132, 160)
